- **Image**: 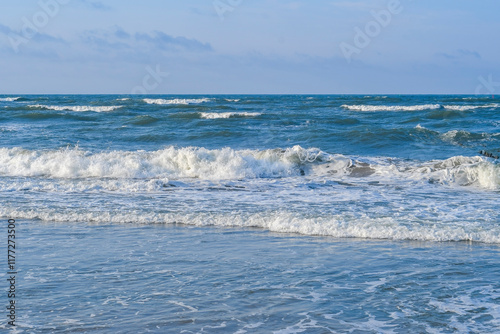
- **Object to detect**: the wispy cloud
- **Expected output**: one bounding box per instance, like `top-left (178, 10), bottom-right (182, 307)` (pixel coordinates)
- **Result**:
top-left (0, 24), bottom-right (212, 65)
top-left (135, 31), bottom-right (212, 52)
top-left (457, 49), bottom-right (481, 59)
top-left (0, 23), bottom-right (68, 54)
top-left (436, 49), bottom-right (481, 60)
top-left (79, 27), bottom-right (213, 53)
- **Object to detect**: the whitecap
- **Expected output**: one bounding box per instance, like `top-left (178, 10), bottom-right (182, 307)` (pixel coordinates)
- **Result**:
top-left (28, 104), bottom-right (122, 112)
top-left (443, 103), bottom-right (500, 111)
top-left (199, 112), bottom-right (261, 119)
top-left (342, 104), bottom-right (442, 112)
top-left (143, 98), bottom-right (212, 105)
top-left (0, 146), bottom-right (329, 180)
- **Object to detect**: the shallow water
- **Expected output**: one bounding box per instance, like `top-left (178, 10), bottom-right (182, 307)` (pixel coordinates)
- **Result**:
top-left (3, 221), bottom-right (499, 333)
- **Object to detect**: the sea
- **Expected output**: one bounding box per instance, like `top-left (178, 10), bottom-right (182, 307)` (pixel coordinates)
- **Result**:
top-left (0, 95), bottom-right (499, 333)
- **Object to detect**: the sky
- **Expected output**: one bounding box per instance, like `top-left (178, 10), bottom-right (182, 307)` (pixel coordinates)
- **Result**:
top-left (0, 0), bottom-right (499, 94)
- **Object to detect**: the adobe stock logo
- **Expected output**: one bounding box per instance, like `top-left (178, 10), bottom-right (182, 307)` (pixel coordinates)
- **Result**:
top-left (8, 0), bottom-right (71, 53)
top-left (213, 0), bottom-right (243, 21)
top-left (475, 75), bottom-right (500, 96)
top-left (131, 65), bottom-right (169, 94)
top-left (339, 0), bottom-right (410, 63)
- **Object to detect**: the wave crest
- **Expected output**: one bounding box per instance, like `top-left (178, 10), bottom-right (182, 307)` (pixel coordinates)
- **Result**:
top-left (199, 112), bottom-right (261, 119)
top-left (0, 146), bottom-right (333, 180)
top-left (0, 147), bottom-right (497, 189)
top-left (143, 98), bottom-right (212, 105)
top-left (342, 104), bottom-right (499, 112)
top-left (2, 209), bottom-right (498, 243)
top-left (408, 156), bottom-right (500, 189)
top-left (342, 104), bottom-right (441, 112)
top-left (28, 105), bottom-right (122, 112)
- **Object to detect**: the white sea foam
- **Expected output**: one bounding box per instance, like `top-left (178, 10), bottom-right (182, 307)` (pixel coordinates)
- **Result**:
top-left (2, 209), bottom-right (499, 244)
top-left (342, 104), bottom-right (442, 112)
top-left (440, 130), bottom-right (470, 143)
top-left (143, 98), bottom-right (212, 105)
top-left (443, 103), bottom-right (500, 111)
top-left (443, 105), bottom-right (479, 111)
top-left (409, 156), bottom-right (500, 190)
top-left (1, 148), bottom-right (498, 243)
top-left (0, 124), bottom-right (27, 132)
top-left (199, 112), bottom-right (261, 119)
top-left (416, 127), bottom-right (489, 146)
top-left (0, 97), bottom-right (21, 102)
top-left (28, 105), bottom-right (122, 112)
top-left (0, 146), bottom-right (329, 180)
top-left (0, 177), bottom-right (171, 193)
top-left (343, 104), bottom-right (499, 112)
top-left (0, 147), bottom-right (497, 189)
top-left (343, 155), bottom-right (500, 190)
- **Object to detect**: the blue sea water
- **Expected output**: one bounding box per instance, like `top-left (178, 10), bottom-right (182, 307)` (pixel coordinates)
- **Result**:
top-left (0, 95), bottom-right (499, 333)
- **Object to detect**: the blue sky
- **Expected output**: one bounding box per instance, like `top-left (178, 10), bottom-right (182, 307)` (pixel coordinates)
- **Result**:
top-left (0, 0), bottom-right (499, 94)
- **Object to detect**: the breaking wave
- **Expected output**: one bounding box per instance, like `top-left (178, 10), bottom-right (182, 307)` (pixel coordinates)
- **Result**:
top-left (28, 105), bottom-right (122, 112)
top-left (342, 104), bottom-right (442, 112)
top-left (1, 209), bottom-right (499, 244)
top-left (0, 97), bottom-right (21, 102)
top-left (143, 98), bottom-right (212, 105)
top-left (199, 112), bottom-right (261, 119)
top-left (0, 146), bottom-right (328, 180)
top-left (407, 156), bottom-right (500, 190)
top-left (0, 146), bottom-right (497, 189)
top-left (342, 104), bottom-right (499, 112)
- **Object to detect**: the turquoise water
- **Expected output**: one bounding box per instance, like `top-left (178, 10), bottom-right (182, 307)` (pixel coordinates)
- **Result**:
top-left (0, 95), bottom-right (499, 332)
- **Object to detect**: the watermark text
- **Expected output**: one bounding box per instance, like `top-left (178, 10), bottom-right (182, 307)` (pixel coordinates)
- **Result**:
top-left (6, 219), bottom-right (16, 327)
top-left (9, 0), bottom-right (71, 53)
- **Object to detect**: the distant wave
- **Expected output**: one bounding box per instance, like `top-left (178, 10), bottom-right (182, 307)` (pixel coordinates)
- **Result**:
top-left (199, 112), bottom-right (261, 119)
top-left (0, 97), bottom-right (21, 102)
top-left (415, 125), bottom-right (490, 143)
top-left (342, 104), bottom-right (442, 112)
top-left (442, 103), bottom-right (499, 111)
top-left (28, 105), bottom-right (122, 112)
top-left (440, 129), bottom-right (473, 143)
top-left (143, 98), bottom-right (212, 105)
top-left (342, 104), bottom-right (499, 112)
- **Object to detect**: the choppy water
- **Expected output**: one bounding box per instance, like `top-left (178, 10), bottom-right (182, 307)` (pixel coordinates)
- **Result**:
top-left (1, 95), bottom-right (499, 332)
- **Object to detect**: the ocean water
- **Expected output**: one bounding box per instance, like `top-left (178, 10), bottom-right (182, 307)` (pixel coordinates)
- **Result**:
top-left (0, 95), bottom-right (499, 333)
